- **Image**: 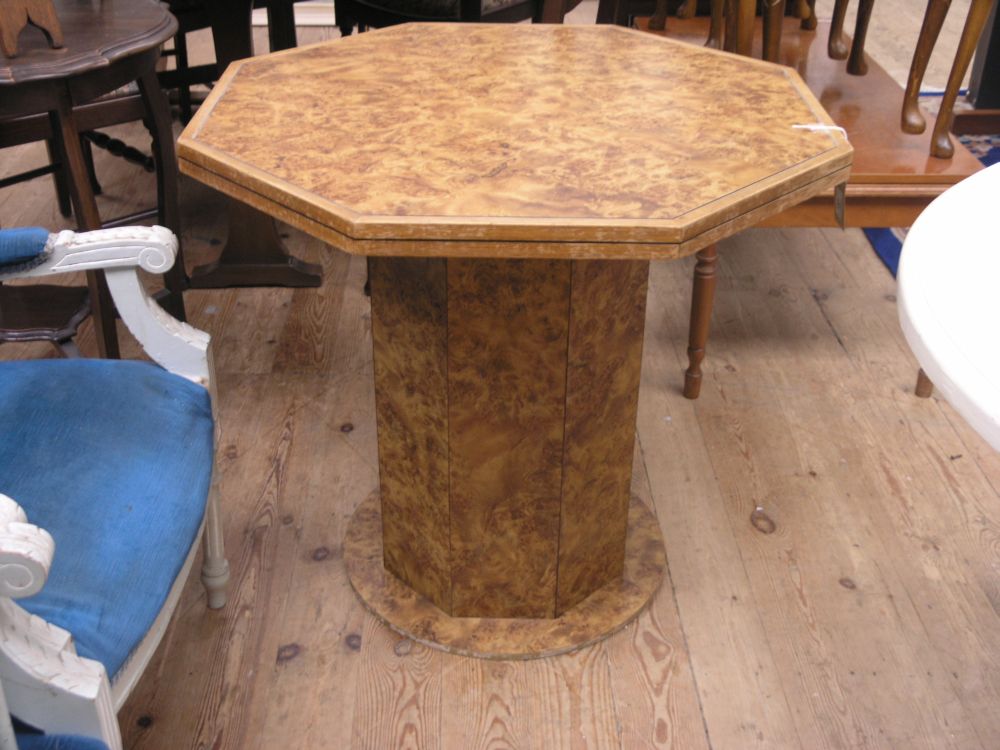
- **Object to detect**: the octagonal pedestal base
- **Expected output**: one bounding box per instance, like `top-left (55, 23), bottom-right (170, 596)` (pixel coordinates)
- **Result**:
top-left (345, 492), bottom-right (666, 660)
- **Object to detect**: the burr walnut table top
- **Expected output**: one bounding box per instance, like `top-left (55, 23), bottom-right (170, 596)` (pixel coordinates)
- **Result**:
top-left (178, 23), bottom-right (852, 260)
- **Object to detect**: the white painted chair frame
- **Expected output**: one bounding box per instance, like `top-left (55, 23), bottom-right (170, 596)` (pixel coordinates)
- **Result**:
top-left (0, 226), bottom-right (230, 750)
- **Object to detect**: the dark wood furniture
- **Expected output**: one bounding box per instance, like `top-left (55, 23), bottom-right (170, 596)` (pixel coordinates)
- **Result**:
top-left (177, 23), bottom-right (851, 657)
top-left (0, 0), bottom-right (186, 358)
top-left (334, 0), bottom-right (577, 34)
top-left (641, 16), bottom-right (984, 398)
top-left (175, 0), bottom-right (322, 290)
top-left (902, 0), bottom-right (997, 158)
top-left (0, 0), bottom-right (63, 58)
top-left (639, 0), bottom-right (819, 63)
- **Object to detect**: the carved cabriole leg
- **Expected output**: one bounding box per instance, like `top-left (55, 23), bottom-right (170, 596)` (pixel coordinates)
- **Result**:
top-left (707, 0), bottom-right (725, 48)
top-left (799, 0), bottom-right (818, 30)
top-left (847, 0), bottom-right (876, 75)
top-left (684, 244), bottom-right (718, 400)
top-left (915, 368), bottom-right (934, 398)
top-left (829, 0), bottom-right (850, 59)
top-left (930, 0), bottom-right (995, 158)
top-left (677, 0), bottom-right (696, 18)
top-left (649, 0), bottom-right (669, 31)
top-left (763, 0), bottom-right (788, 62)
top-left (902, 0), bottom-right (952, 134)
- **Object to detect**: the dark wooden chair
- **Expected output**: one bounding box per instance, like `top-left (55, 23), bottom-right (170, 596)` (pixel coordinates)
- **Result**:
top-left (336, 0), bottom-right (578, 35)
top-left (901, 0), bottom-right (996, 159)
top-left (163, 0), bottom-right (305, 123)
top-left (0, 0), bottom-right (186, 359)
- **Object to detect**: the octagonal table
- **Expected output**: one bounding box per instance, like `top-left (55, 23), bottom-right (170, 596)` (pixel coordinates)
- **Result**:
top-left (178, 23), bottom-right (852, 658)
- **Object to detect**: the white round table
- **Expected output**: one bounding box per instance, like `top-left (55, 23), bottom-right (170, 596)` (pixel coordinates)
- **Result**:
top-left (898, 162), bottom-right (1000, 451)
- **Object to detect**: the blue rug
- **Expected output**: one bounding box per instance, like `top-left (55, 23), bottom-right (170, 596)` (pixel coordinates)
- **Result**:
top-left (865, 136), bottom-right (999, 276)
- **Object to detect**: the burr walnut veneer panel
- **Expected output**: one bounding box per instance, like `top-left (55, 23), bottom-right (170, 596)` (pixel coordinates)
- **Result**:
top-left (557, 260), bottom-right (649, 614)
top-left (370, 258), bottom-right (451, 612)
top-left (446, 259), bottom-right (570, 618)
top-left (370, 257), bottom-right (649, 619)
top-left (178, 24), bottom-right (852, 258)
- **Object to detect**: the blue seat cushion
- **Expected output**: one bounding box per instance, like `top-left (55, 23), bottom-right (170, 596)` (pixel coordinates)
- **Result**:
top-left (0, 227), bottom-right (50, 269)
top-left (0, 359), bottom-right (214, 679)
top-left (16, 732), bottom-right (110, 750)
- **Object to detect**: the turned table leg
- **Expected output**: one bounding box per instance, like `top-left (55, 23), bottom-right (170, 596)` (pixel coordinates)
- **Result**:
top-left (847, 0), bottom-right (876, 75)
top-left (684, 244), bottom-right (718, 400)
top-left (902, 0), bottom-right (952, 134)
top-left (915, 368), bottom-right (934, 398)
top-left (930, 0), bottom-right (995, 158)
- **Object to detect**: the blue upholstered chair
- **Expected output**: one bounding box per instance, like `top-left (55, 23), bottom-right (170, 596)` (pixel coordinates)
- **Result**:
top-left (0, 227), bottom-right (230, 750)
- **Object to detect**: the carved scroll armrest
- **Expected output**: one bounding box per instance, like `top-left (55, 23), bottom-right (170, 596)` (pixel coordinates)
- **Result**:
top-left (0, 226), bottom-right (212, 386)
top-left (0, 226), bottom-right (178, 281)
top-left (0, 494), bottom-right (54, 600)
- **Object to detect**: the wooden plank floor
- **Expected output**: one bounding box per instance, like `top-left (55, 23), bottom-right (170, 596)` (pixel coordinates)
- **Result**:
top-left (3, 28), bottom-right (1000, 750)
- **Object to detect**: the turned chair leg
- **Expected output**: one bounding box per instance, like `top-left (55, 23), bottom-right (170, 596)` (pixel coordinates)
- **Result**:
top-left (929, 0), bottom-right (994, 158)
top-left (763, 0), bottom-right (787, 62)
top-left (915, 368), bottom-right (934, 398)
top-left (846, 0), bottom-right (876, 75)
top-left (201, 483), bottom-right (230, 609)
top-left (902, 0), bottom-right (952, 134)
top-left (684, 244), bottom-right (718, 400)
top-left (723, 0), bottom-right (754, 56)
top-left (829, 0), bottom-right (850, 59)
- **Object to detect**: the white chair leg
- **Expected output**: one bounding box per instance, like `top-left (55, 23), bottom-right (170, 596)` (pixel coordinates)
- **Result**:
top-left (201, 482), bottom-right (229, 609)
top-left (0, 678), bottom-right (19, 750)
